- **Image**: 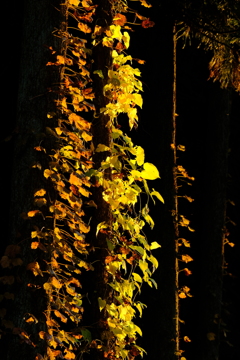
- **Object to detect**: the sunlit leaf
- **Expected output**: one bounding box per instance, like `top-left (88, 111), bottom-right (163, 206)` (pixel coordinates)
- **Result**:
top-left (132, 273), bottom-right (142, 283)
top-left (181, 254), bottom-right (193, 263)
top-left (150, 241), bottom-right (161, 250)
top-left (34, 189), bottom-right (46, 197)
top-left (140, 163), bottom-right (160, 180)
top-left (150, 189), bottom-right (164, 203)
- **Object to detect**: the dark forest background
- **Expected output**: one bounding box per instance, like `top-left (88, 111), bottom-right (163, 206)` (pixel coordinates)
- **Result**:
top-left (1, 1), bottom-right (240, 359)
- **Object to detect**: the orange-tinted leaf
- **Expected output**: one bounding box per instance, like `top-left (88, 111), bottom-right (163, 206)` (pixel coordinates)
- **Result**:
top-left (31, 242), bottom-right (39, 249)
top-left (183, 268), bottom-right (192, 276)
top-left (68, 113), bottom-right (91, 130)
top-left (79, 222), bottom-right (90, 233)
top-left (113, 13), bottom-right (127, 26)
top-left (140, 0), bottom-right (152, 7)
top-left (179, 292), bottom-right (187, 299)
top-left (34, 146), bottom-right (46, 152)
top-left (54, 310), bottom-right (67, 323)
top-left (81, 131), bottom-right (92, 142)
top-left (184, 336), bottom-right (191, 342)
top-left (69, 0), bottom-right (80, 5)
top-left (44, 169), bottom-right (55, 178)
top-left (141, 19), bottom-right (155, 28)
top-left (25, 316), bottom-right (35, 324)
top-left (28, 210), bottom-right (41, 217)
top-left (34, 189), bottom-right (46, 197)
top-left (51, 277), bottom-right (62, 289)
top-left (64, 350), bottom-right (76, 359)
top-left (27, 262), bottom-right (43, 277)
top-left (78, 22), bottom-right (91, 33)
top-left (182, 254), bottom-right (193, 263)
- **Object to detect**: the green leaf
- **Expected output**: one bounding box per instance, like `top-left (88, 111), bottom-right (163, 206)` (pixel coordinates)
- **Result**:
top-left (140, 163), bottom-right (160, 180)
top-left (93, 70), bottom-right (104, 79)
top-left (95, 144), bottom-right (110, 152)
top-left (98, 297), bottom-right (106, 311)
top-left (81, 328), bottom-right (92, 342)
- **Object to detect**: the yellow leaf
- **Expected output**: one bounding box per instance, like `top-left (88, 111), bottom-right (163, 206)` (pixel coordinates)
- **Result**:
top-left (132, 273), bottom-right (142, 283)
top-left (34, 189), bottom-right (46, 197)
top-left (135, 146), bottom-right (145, 166)
top-left (81, 131), bottom-right (92, 142)
top-left (150, 189), bottom-right (164, 203)
top-left (150, 241), bottom-right (161, 250)
top-left (95, 144), bottom-right (110, 152)
top-left (140, 163), bottom-right (160, 180)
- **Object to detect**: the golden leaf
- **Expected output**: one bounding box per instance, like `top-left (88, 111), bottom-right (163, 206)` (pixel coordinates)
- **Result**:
top-left (184, 336), bottom-right (191, 342)
top-left (78, 22), bottom-right (91, 33)
top-left (179, 292), bottom-right (187, 299)
top-left (27, 262), bottom-right (43, 277)
top-left (54, 310), bottom-right (67, 323)
top-left (81, 131), bottom-right (92, 141)
top-left (34, 189), bottom-right (46, 197)
top-left (64, 350), bottom-right (76, 359)
top-left (79, 222), bottom-right (90, 233)
top-left (31, 242), bottom-right (39, 249)
top-left (51, 277), bottom-right (62, 289)
top-left (69, 0), bottom-right (80, 5)
top-left (182, 254), bottom-right (193, 263)
top-left (28, 210), bottom-right (41, 217)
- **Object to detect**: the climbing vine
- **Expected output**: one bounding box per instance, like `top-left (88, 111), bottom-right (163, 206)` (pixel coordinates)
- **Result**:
top-left (0, 0), bottom-right (161, 359)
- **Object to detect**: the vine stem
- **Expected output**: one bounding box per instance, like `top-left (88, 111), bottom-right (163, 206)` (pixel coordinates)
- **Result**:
top-left (172, 23), bottom-right (180, 359)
